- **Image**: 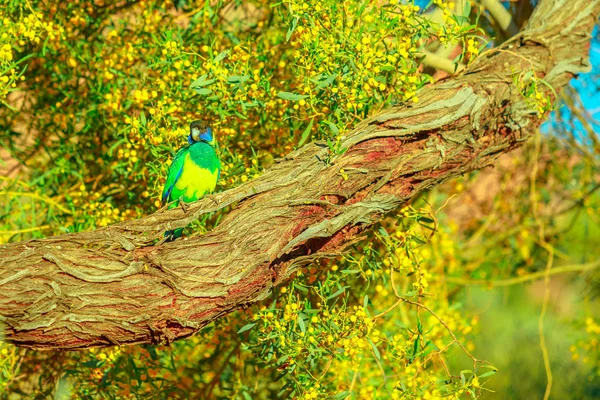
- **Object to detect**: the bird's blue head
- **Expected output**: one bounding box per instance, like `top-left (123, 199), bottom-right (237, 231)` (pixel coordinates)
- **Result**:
top-left (188, 120), bottom-right (214, 145)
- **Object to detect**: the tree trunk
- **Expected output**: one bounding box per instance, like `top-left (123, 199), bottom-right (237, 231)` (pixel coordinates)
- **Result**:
top-left (1, 0), bottom-right (598, 350)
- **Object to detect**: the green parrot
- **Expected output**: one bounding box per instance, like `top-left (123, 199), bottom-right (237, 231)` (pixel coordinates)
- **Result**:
top-left (161, 120), bottom-right (220, 239)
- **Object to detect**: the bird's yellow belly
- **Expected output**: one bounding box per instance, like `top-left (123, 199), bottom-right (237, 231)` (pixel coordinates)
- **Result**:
top-left (174, 153), bottom-right (218, 202)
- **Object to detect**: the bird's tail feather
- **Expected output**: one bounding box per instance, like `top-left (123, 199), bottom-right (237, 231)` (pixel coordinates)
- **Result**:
top-left (165, 228), bottom-right (184, 241)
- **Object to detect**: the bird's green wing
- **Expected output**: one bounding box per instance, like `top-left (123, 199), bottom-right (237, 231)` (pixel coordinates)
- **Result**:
top-left (161, 146), bottom-right (188, 206)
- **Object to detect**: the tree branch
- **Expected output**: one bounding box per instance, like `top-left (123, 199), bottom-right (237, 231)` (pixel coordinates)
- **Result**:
top-left (481, 0), bottom-right (520, 37)
top-left (1, 0), bottom-right (598, 350)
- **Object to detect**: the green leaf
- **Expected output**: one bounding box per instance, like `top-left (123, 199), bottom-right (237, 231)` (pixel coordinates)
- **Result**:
top-left (139, 111), bottom-right (146, 126)
top-left (478, 370), bottom-right (498, 378)
top-left (522, 70), bottom-right (535, 82)
top-left (277, 91), bottom-right (308, 101)
top-left (227, 75), bottom-right (250, 84)
top-left (463, 0), bottom-right (471, 16)
top-left (286, 17), bottom-right (299, 42)
top-left (412, 334), bottom-right (420, 356)
top-left (367, 338), bottom-right (381, 360)
top-left (297, 313), bottom-right (306, 332)
top-left (243, 101), bottom-right (259, 108)
top-left (190, 74), bottom-right (215, 88)
top-left (214, 51), bottom-right (229, 62)
top-left (237, 323), bottom-right (256, 333)
top-left (193, 88), bottom-right (212, 96)
top-left (422, 340), bottom-right (437, 357)
top-left (324, 120), bottom-right (339, 135)
top-left (332, 392), bottom-right (350, 400)
top-left (82, 359), bottom-right (103, 368)
top-left (314, 73), bottom-right (337, 89)
top-left (341, 269), bottom-right (361, 274)
top-left (277, 354), bottom-right (289, 364)
top-left (108, 138), bottom-right (127, 157)
top-left (326, 137), bottom-right (335, 152)
top-left (298, 119), bottom-right (314, 147)
top-left (326, 285), bottom-right (348, 300)
top-left (460, 369), bottom-right (473, 386)
top-left (413, 236), bottom-right (427, 245)
top-left (294, 282), bottom-right (309, 293)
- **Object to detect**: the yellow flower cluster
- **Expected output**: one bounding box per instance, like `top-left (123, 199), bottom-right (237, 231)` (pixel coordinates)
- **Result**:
top-left (0, 42), bottom-right (12, 61)
top-left (103, 90), bottom-right (123, 112)
top-left (302, 385), bottom-right (321, 399)
top-left (253, 295), bottom-right (383, 397)
top-left (192, 44), bottom-right (274, 110)
top-left (466, 38), bottom-right (480, 56)
top-left (570, 317), bottom-right (600, 376)
top-left (275, 0), bottom-right (433, 150)
top-left (586, 317), bottom-right (600, 335)
top-left (517, 71), bottom-right (553, 117)
top-left (0, 342), bottom-right (20, 393)
top-left (0, 0), bottom-right (507, 397)
top-left (69, 184), bottom-right (139, 227)
top-left (9, 13), bottom-right (64, 44)
top-left (0, 12), bottom-right (63, 101)
top-left (412, 267), bottom-right (433, 291)
top-left (89, 346), bottom-right (124, 367)
top-left (163, 39), bottom-right (180, 56)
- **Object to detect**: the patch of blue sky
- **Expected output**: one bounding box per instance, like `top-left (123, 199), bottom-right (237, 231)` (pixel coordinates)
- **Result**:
top-left (409, 0), bottom-right (599, 139)
top-left (541, 25), bottom-right (600, 139)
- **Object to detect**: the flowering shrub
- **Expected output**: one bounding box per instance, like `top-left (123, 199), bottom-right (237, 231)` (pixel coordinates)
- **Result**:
top-left (1, 0), bottom-right (598, 398)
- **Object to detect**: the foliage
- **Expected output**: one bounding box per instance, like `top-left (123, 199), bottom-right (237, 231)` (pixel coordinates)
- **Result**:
top-left (1, 0), bottom-right (599, 399)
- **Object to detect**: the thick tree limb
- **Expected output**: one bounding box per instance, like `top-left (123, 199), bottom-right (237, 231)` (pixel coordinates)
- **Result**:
top-left (1, 0), bottom-right (598, 350)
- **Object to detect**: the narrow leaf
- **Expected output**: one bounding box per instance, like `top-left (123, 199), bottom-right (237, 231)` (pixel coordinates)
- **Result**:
top-left (237, 323), bottom-right (256, 334)
top-left (297, 313), bottom-right (306, 332)
top-left (317, 73), bottom-right (337, 89)
top-left (298, 119), bottom-right (314, 147)
top-left (227, 75), bottom-right (250, 84)
top-left (326, 285), bottom-right (348, 300)
top-left (277, 91), bottom-right (308, 101)
top-left (193, 88), bottom-right (212, 95)
top-left (478, 370), bottom-right (498, 378)
top-left (463, 0), bottom-right (471, 16)
top-left (367, 338), bottom-right (381, 360)
top-left (324, 120), bottom-right (339, 135)
top-left (190, 74), bottom-right (215, 88)
top-left (215, 51), bottom-right (229, 62)
top-left (286, 17), bottom-right (299, 42)
top-left (332, 391), bottom-right (350, 400)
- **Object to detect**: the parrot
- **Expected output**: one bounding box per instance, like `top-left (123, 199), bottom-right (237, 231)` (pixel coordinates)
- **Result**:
top-left (161, 120), bottom-right (220, 239)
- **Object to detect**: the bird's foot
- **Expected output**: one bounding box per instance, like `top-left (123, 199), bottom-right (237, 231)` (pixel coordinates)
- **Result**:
top-left (178, 198), bottom-right (189, 213)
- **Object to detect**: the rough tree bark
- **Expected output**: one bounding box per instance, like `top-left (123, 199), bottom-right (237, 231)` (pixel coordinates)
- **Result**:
top-left (1, 0), bottom-right (598, 350)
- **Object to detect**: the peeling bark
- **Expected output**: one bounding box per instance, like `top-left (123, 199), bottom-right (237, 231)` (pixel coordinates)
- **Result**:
top-left (1, 0), bottom-right (598, 350)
